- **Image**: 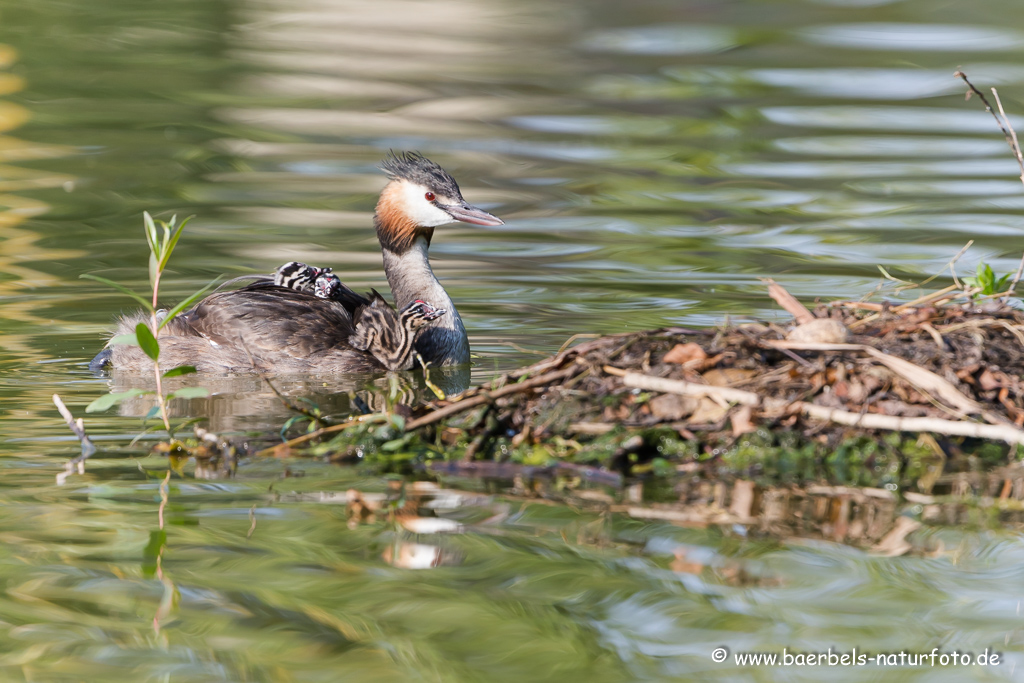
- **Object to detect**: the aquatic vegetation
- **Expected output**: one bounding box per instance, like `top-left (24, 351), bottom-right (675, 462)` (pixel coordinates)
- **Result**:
top-left (81, 212), bottom-right (216, 436)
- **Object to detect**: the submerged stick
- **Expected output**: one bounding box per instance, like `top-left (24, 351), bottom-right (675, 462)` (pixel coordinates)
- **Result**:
top-left (53, 394), bottom-right (96, 458)
top-left (54, 394), bottom-right (96, 485)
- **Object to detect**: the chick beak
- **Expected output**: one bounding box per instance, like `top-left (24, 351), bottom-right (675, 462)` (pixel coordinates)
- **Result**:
top-left (443, 201), bottom-right (504, 226)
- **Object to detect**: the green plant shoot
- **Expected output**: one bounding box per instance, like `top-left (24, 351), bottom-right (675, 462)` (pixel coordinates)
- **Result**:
top-left (965, 262), bottom-right (1012, 296)
top-left (81, 212), bottom-right (214, 435)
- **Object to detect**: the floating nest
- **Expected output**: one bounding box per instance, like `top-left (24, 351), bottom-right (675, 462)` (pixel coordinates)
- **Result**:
top-left (260, 280), bottom-right (1024, 497)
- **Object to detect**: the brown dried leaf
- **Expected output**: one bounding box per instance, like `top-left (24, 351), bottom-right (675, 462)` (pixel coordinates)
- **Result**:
top-left (787, 319), bottom-right (849, 344)
top-left (730, 405), bottom-right (757, 437)
top-left (664, 342), bottom-right (708, 365)
top-left (979, 368), bottom-right (1001, 392)
top-left (688, 397), bottom-right (728, 424)
top-left (649, 393), bottom-right (698, 421)
top-left (846, 380), bottom-right (868, 403)
top-left (702, 368), bottom-right (757, 387)
top-left (956, 364), bottom-right (980, 384)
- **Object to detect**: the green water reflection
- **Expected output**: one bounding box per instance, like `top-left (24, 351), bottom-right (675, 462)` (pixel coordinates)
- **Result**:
top-left (3, 0), bottom-right (1024, 679)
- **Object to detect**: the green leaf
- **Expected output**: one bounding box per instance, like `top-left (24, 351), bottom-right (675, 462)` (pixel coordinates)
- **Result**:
top-left (135, 322), bottom-right (160, 362)
top-left (159, 215), bottom-right (192, 271)
top-left (108, 333), bottom-right (138, 346)
top-left (80, 274), bottom-right (154, 312)
top-left (162, 215), bottom-right (173, 251)
top-left (143, 211), bottom-right (159, 257)
top-left (979, 263), bottom-right (996, 293)
top-left (149, 251), bottom-right (160, 291)
top-left (157, 276), bottom-right (224, 330)
top-left (170, 387), bottom-right (209, 400)
top-left (381, 434), bottom-right (413, 452)
top-left (85, 388), bottom-right (148, 413)
top-left (163, 365), bottom-right (197, 378)
top-left (144, 405), bottom-right (162, 421)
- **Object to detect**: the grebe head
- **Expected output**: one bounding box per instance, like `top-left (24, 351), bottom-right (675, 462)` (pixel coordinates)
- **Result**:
top-left (375, 151), bottom-right (503, 252)
top-left (402, 299), bottom-right (447, 329)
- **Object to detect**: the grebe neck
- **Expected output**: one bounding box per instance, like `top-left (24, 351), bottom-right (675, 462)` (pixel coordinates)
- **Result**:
top-left (381, 236), bottom-right (468, 366)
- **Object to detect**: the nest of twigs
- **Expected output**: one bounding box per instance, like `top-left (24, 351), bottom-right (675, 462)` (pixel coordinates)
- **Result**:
top-left (375, 281), bottom-right (1024, 487)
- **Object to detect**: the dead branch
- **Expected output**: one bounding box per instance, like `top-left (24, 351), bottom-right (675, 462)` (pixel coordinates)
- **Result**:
top-left (763, 278), bottom-right (814, 325)
top-left (956, 70), bottom-right (1024, 187)
top-left (610, 366), bottom-right (760, 406)
top-left (617, 369), bottom-right (1024, 447)
top-left (405, 366), bottom-right (578, 431)
top-left (991, 86), bottom-right (1024, 186)
top-left (1007, 252), bottom-right (1024, 299)
top-left (54, 394), bottom-right (96, 485)
top-left (255, 415), bottom-right (383, 457)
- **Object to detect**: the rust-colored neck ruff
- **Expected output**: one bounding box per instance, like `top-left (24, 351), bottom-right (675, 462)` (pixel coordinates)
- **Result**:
top-left (374, 182), bottom-right (434, 253)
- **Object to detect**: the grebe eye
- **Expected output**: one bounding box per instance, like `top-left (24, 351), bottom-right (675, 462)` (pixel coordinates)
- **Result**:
top-left (424, 191), bottom-right (436, 202)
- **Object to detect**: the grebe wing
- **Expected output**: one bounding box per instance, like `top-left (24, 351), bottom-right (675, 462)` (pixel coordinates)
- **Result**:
top-left (178, 286), bottom-right (368, 358)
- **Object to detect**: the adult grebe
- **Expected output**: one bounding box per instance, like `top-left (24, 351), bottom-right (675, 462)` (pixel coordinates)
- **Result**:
top-left (93, 152), bottom-right (503, 374)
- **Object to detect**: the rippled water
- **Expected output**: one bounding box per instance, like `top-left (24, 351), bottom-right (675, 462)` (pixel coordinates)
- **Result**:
top-left (4, 0), bottom-right (1024, 679)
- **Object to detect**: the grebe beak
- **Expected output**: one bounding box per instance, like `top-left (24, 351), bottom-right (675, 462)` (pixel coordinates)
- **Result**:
top-left (443, 201), bottom-right (504, 227)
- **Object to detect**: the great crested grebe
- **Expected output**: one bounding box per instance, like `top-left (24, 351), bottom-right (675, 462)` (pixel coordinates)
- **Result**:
top-left (93, 152), bottom-right (503, 374)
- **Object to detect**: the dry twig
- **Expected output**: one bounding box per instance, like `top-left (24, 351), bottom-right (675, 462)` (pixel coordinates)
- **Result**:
top-left (1007, 252), bottom-right (1024, 300)
top-left (405, 366), bottom-right (578, 431)
top-left (255, 415), bottom-right (383, 457)
top-left (765, 341), bottom-right (988, 418)
top-left (956, 70), bottom-right (1024, 187)
top-left (616, 369), bottom-right (1024, 447)
top-left (763, 278), bottom-right (814, 325)
top-left (54, 394), bottom-right (96, 485)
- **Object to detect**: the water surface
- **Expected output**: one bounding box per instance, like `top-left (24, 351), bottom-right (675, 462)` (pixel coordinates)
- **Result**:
top-left (2, 0), bottom-right (1024, 679)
